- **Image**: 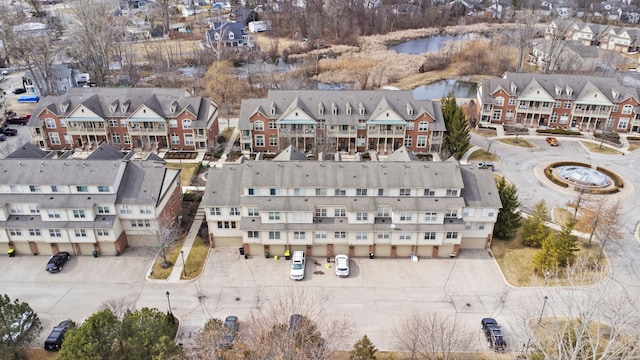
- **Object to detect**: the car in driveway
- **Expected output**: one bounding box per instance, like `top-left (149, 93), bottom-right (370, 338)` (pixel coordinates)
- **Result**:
top-left (545, 137), bottom-right (559, 146)
top-left (289, 251), bottom-right (305, 280)
top-left (481, 318), bottom-right (507, 352)
top-left (6, 113), bottom-right (30, 125)
top-left (220, 315), bottom-right (238, 348)
top-left (334, 254), bottom-right (349, 277)
top-left (44, 320), bottom-right (75, 351)
top-left (46, 252), bottom-right (71, 273)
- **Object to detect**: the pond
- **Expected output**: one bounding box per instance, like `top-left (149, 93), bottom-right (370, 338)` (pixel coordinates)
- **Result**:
top-left (413, 80), bottom-right (477, 100)
top-left (388, 33), bottom-right (479, 54)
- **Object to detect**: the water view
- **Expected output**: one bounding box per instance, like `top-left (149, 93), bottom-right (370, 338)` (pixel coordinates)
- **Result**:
top-left (413, 80), bottom-right (477, 100)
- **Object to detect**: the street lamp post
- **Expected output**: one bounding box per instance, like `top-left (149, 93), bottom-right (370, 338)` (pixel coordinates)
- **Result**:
top-left (538, 295), bottom-right (549, 325)
top-left (180, 250), bottom-right (187, 278)
top-left (166, 291), bottom-right (172, 314)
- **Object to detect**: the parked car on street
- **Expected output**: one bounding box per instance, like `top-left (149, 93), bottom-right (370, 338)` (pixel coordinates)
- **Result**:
top-left (481, 318), bottom-right (507, 352)
top-left (46, 252), bottom-right (70, 273)
top-left (335, 254), bottom-right (350, 277)
top-left (545, 137), bottom-right (559, 146)
top-left (44, 320), bottom-right (75, 351)
top-left (477, 161), bottom-right (494, 170)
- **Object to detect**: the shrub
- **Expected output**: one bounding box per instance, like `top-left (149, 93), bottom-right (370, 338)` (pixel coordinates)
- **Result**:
top-left (596, 166), bottom-right (623, 188)
top-left (536, 129), bottom-right (582, 136)
top-left (183, 192), bottom-right (194, 202)
top-left (544, 166), bottom-right (569, 188)
top-left (550, 161), bottom-right (591, 168)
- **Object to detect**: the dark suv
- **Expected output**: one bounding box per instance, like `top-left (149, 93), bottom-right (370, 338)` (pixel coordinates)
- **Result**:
top-left (44, 320), bottom-right (74, 351)
top-left (481, 318), bottom-right (507, 352)
top-left (0, 126), bottom-right (17, 136)
top-left (46, 252), bottom-right (70, 273)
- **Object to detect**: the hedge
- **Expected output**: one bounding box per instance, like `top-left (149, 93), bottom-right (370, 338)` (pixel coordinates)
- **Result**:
top-left (536, 129), bottom-right (582, 136)
top-left (596, 166), bottom-right (623, 188)
top-left (544, 166), bottom-right (569, 188)
top-left (550, 161), bottom-right (591, 168)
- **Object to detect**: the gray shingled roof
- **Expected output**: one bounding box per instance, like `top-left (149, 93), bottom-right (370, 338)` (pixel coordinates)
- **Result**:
top-left (116, 160), bottom-right (180, 206)
top-left (238, 90), bottom-right (446, 131)
top-left (5, 142), bottom-right (48, 159)
top-left (272, 145), bottom-right (309, 161)
top-left (384, 146), bottom-right (419, 162)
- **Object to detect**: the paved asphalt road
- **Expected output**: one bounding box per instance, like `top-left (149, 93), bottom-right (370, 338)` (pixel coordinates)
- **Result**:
top-left (1, 133), bottom-right (640, 354)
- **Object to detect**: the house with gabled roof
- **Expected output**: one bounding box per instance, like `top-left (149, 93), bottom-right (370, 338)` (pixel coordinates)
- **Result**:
top-left (201, 146), bottom-right (501, 259)
top-left (238, 90), bottom-right (446, 156)
top-left (476, 72), bottom-right (640, 132)
top-left (0, 142), bottom-right (182, 257)
top-left (27, 87), bottom-right (219, 152)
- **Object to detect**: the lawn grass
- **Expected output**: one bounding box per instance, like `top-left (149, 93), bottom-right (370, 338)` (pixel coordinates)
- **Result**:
top-left (24, 348), bottom-right (59, 360)
top-left (628, 143), bottom-right (640, 151)
top-left (467, 149), bottom-right (499, 163)
top-left (183, 236), bottom-right (209, 280)
top-left (580, 141), bottom-right (623, 155)
top-left (165, 163), bottom-right (200, 186)
top-left (220, 127), bottom-right (236, 141)
top-left (497, 137), bottom-right (535, 148)
top-left (552, 208), bottom-right (573, 226)
top-left (149, 236), bottom-right (186, 280)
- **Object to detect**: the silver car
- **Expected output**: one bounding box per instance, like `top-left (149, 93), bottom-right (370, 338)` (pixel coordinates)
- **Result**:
top-left (335, 254), bottom-right (349, 277)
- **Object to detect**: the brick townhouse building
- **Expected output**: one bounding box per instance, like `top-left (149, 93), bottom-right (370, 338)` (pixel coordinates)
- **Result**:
top-left (238, 90), bottom-right (446, 156)
top-left (477, 72), bottom-right (640, 132)
top-left (27, 87), bottom-right (219, 152)
top-left (0, 143), bottom-right (183, 256)
top-left (201, 146), bottom-right (501, 259)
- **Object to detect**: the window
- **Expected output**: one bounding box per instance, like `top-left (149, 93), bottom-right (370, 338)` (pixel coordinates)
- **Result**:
top-left (492, 110), bottom-right (502, 121)
top-left (400, 212), bottom-right (412, 221)
top-left (169, 120), bottom-right (178, 128)
top-left (182, 119), bottom-right (192, 129)
top-left (377, 208), bottom-right (389, 217)
top-left (505, 110), bottom-right (514, 120)
top-left (424, 189), bottom-right (435, 196)
top-left (377, 232), bottom-right (390, 239)
top-left (612, 105), bottom-right (619, 112)
top-left (293, 212), bottom-right (305, 221)
top-left (334, 189), bottom-right (346, 196)
top-left (495, 97), bottom-right (504, 106)
top-left (269, 188), bottom-right (280, 196)
top-left (140, 206), bottom-right (152, 214)
top-left (247, 208), bottom-right (259, 216)
top-left (418, 122), bottom-right (429, 131)
top-left (216, 221), bottom-right (236, 229)
top-left (268, 212), bottom-right (281, 221)
top-left (618, 118), bottom-right (629, 129)
top-left (29, 228), bottom-right (41, 236)
top-left (550, 113), bottom-right (558, 123)
top-left (49, 133), bottom-right (61, 145)
top-left (269, 231), bottom-right (280, 240)
top-left (120, 205), bottom-right (132, 214)
top-left (48, 210), bottom-right (60, 219)
top-left (131, 219), bottom-right (151, 227)
top-left (315, 208), bottom-right (327, 217)
top-left (465, 222), bottom-right (486, 230)
top-left (356, 188), bottom-right (368, 196)
top-left (247, 188), bottom-right (257, 196)
top-left (482, 209), bottom-right (496, 217)
top-left (294, 188), bottom-right (305, 196)
top-left (335, 209), bottom-right (346, 217)
top-left (417, 136), bottom-right (427, 147)
top-left (171, 134), bottom-right (180, 145)
top-left (315, 188), bottom-right (327, 196)
top-left (112, 133), bottom-right (121, 144)
top-left (404, 137), bottom-right (412, 147)
top-left (508, 98), bottom-right (516, 105)
top-left (29, 185), bottom-right (42, 192)
top-left (255, 135), bottom-right (265, 147)
top-left (248, 231), bottom-right (259, 238)
top-left (74, 229), bottom-right (87, 237)
top-left (109, 120), bottom-right (118, 127)
top-left (45, 118), bottom-right (56, 128)
top-left (29, 205), bottom-right (39, 214)
top-left (51, 185), bottom-right (60, 192)
top-left (98, 185), bottom-right (109, 192)
top-left (424, 232), bottom-right (436, 240)
top-left (76, 186), bottom-right (88, 192)
top-left (315, 231), bottom-right (327, 239)
top-left (269, 121), bottom-right (277, 129)
top-left (463, 208), bottom-right (476, 217)
top-left (73, 210), bottom-right (86, 219)
top-left (335, 231), bottom-right (346, 238)
top-left (254, 121), bottom-right (264, 131)
top-left (446, 232), bottom-right (458, 240)
top-left (97, 229), bottom-right (109, 236)
top-left (49, 229), bottom-right (62, 238)
top-left (446, 189), bottom-right (458, 197)
top-left (269, 134), bottom-right (278, 146)
top-left (210, 207), bottom-right (221, 216)
top-left (607, 117), bottom-right (615, 128)
top-left (378, 188), bottom-right (387, 196)
top-left (229, 207), bottom-right (240, 216)
top-left (424, 212), bottom-right (437, 221)
top-left (184, 134), bottom-right (194, 146)
top-left (10, 205), bottom-right (23, 214)
top-left (294, 231), bottom-right (305, 240)
top-left (9, 229), bottom-right (21, 236)
top-left (399, 189), bottom-right (410, 196)
top-left (356, 232), bottom-right (368, 240)
top-left (356, 212), bottom-right (368, 221)
top-left (445, 209), bottom-right (458, 217)
top-left (399, 232), bottom-right (411, 240)
top-left (564, 101), bottom-right (572, 109)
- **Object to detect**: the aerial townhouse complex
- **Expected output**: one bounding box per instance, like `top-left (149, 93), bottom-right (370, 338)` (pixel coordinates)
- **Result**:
top-left (0, 143), bottom-right (182, 256)
top-left (27, 88), bottom-right (219, 152)
top-left (201, 146), bottom-right (501, 259)
top-left (477, 72), bottom-right (640, 132)
top-left (238, 90), bottom-right (446, 156)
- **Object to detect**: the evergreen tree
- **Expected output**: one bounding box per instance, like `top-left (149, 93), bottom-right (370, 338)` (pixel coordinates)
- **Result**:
top-left (555, 218), bottom-right (579, 267)
top-left (532, 233), bottom-right (558, 274)
top-left (441, 94), bottom-right (471, 160)
top-left (522, 200), bottom-right (550, 248)
top-left (350, 334), bottom-right (378, 360)
top-left (0, 294), bottom-right (42, 358)
top-left (493, 178), bottom-right (521, 240)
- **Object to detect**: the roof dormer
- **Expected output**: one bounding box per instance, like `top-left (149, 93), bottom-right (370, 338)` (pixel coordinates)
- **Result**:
top-left (510, 82), bottom-right (517, 93)
top-left (270, 101), bottom-right (276, 115)
top-left (406, 103), bottom-right (414, 116)
top-left (346, 102), bottom-right (352, 115)
top-left (359, 102), bottom-right (365, 115)
top-left (318, 102), bottom-right (324, 115)
top-left (109, 100), bottom-right (119, 114)
top-left (170, 100), bottom-right (179, 113)
top-left (566, 85), bottom-right (573, 96)
top-left (331, 102), bottom-right (337, 115)
top-left (121, 100), bottom-right (130, 113)
top-left (59, 100), bottom-right (71, 113)
top-left (612, 88), bottom-right (620, 100)
top-left (555, 85), bottom-right (562, 96)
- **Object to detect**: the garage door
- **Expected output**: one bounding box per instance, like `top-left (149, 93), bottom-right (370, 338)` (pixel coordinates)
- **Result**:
top-left (98, 241), bottom-right (116, 255)
top-left (78, 243), bottom-right (95, 255)
top-left (247, 244), bottom-right (262, 257)
top-left (128, 235), bottom-right (156, 247)
top-left (289, 245), bottom-right (306, 254)
top-left (460, 237), bottom-right (487, 249)
top-left (37, 242), bottom-right (53, 256)
top-left (353, 245), bottom-right (370, 258)
top-left (13, 242), bottom-right (32, 255)
top-left (395, 245), bottom-right (413, 258)
top-left (311, 245), bottom-right (326, 257)
top-left (56, 242), bottom-right (74, 254)
top-left (417, 245), bottom-right (434, 258)
top-left (374, 244), bottom-right (391, 257)
top-left (439, 245), bottom-right (454, 258)
top-left (214, 237), bottom-right (242, 248)
top-left (267, 245), bottom-right (286, 258)
top-left (333, 244), bottom-right (349, 256)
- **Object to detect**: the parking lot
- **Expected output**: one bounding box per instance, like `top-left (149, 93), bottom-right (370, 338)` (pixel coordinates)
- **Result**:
top-left (0, 247), bottom-right (507, 352)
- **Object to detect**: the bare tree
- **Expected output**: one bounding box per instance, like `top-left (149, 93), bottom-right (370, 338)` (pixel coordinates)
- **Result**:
top-left (156, 222), bottom-right (185, 268)
top-left (0, 6), bottom-right (25, 68)
top-left (24, 0), bottom-right (44, 18)
top-left (575, 196), bottom-right (622, 247)
top-left (100, 297), bottom-right (137, 320)
top-left (541, 20), bottom-right (573, 74)
top-left (393, 313), bottom-right (475, 360)
top-left (203, 61), bottom-right (248, 129)
top-left (514, 10), bottom-right (540, 72)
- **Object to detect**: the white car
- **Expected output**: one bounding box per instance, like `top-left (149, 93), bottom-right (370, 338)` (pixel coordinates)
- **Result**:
top-left (335, 254), bottom-right (349, 277)
top-left (289, 251), bottom-right (305, 280)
